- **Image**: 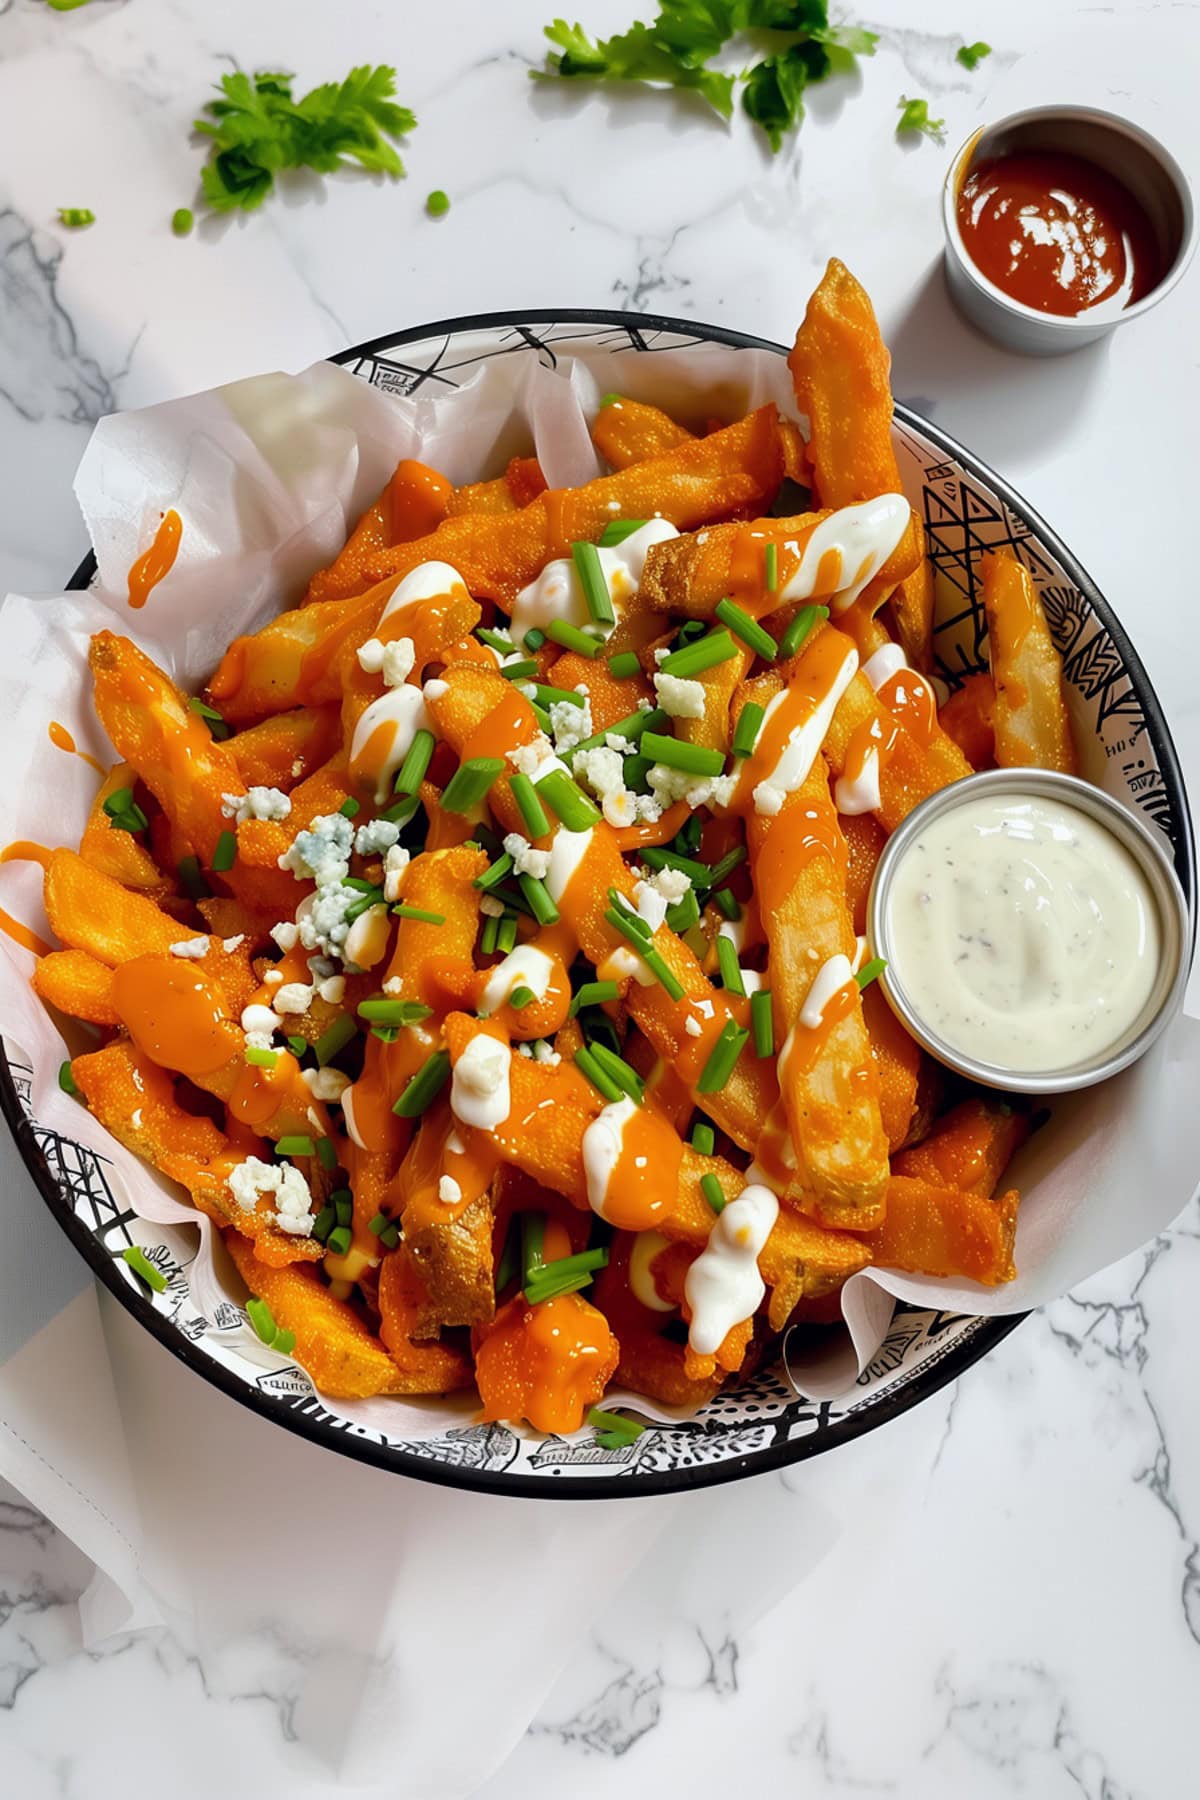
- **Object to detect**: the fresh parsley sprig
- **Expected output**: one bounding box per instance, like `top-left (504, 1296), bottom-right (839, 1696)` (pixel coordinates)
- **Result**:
top-left (896, 95), bottom-right (945, 141)
top-left (194, 66), bottom-right (416, 214)
top-left (539, 3), bottom-right (878, 151)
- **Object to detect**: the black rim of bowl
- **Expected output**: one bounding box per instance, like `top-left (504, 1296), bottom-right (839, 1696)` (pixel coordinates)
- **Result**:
top-left (5, 306), bottom-right (1193, 1501)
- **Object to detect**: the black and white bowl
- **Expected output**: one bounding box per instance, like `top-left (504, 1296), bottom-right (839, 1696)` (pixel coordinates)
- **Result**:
top-left (3, 311), bottom-right (1192, 1498)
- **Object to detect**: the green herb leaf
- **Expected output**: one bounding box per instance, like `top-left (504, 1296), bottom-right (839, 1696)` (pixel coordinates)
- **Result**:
top-left (956, 41), bottom-right (992, 71)
top-left (172, 207), bottom-right (195, 236)
top-left (896, 95), bottom-right (946, 141)
top-left (57, 207), bottom-right (95, 228)
top-left (426, 188), bottom-right (450, 216)
top-left (540, 17), bottom-right (736, 121)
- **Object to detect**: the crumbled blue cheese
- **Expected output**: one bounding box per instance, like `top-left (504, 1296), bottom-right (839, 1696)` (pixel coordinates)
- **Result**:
top-left (503, 832), bottom-right (551, 880)
top-left (303, 1066), bottom-right (351, 1101)
top-left (530, 1038), bottom-right (561, 1065)
top-left (639, 864), bottom-right (692, 906)
top-left (222, 934), bottom-right (245, 953)
top-left (382, 843), bottom-right (410, 904)
top-left (438, 1175), bottom-right (463, 1204)
top-left (241, 1002), bottom-right (282, 1042)
top-left (273, 982), bottom-right (313, 1015)
top-left (479, 893), bottom-right (505, 918)
top-left (318, 974), bottom-right (345, 1005)
top-left (506, 733), bottom-right (558, 778)
top-left (169, 937), bottom-right (209, 959)
top-left (647, 763), bottom-right (736, 813)
top-left (549, 690), bottom-right (592, 755)
top-left (279, 812), bottom-right (354, 885)
top-left (355, 818), bottom-right (401, 857)
top-left (574, 744), bottom-right (662, 829)
top-left (357, 637), bottom-right (386, 673)
top-left (632, 880), bottom-right (670, 932)
top-left (222, 786), bottom-right (292, 825)
top-left (653, 672), bottom-right (706, 720)
top-left (227, 1156), bottom-right (314, 1236)
top-left (270, 920), bottom-right (299, 953)
top-left (297, 883), bottom-right (358, 960)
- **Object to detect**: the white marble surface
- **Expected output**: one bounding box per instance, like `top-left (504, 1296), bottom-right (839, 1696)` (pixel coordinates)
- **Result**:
top-left (1, 1), bottom-right (1198, 1795)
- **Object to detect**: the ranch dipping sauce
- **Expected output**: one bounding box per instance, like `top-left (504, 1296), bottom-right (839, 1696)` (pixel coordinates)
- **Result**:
top-left (884, 789), bottom-right (1162, 1075)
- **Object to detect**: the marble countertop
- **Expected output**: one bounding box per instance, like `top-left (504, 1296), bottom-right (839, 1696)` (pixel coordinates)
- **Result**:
top-left (1, 2), bottom-right (1198, 1796)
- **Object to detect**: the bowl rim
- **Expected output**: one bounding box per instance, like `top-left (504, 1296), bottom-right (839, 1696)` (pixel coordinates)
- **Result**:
top-left (7, 304), bottom-right (1193, 1501)
top-left (941, 104), bottom-right (1199, 338)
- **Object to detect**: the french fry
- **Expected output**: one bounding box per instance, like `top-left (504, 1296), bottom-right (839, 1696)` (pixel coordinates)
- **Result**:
top-left (306, 459), bottom-right (454, 606)
top-left (227, 706), bottom-right (341, 789)
top-left (226, 1232), bottom-right (410, 1396)
top-left (445, 455), bottom-right (548, 517)
top-left (861, 1177), bottom-right (1019, 1285)
top-left (889, 522), bottom-right (935, 674)
top-left (33, 947), bottom-right (118, 1024)
top-left (842, 811), bottom-right (885, 934)
top-left (981, 550), bottom-right (1078, 773)
top-left (474, 1291), bottom-right (619, 1433)
top-left (377, 1248), bottom-right (476, 1391)
top-left (591, 1238), bottom-right (726, 1407)
top-left (939, 672), bottom-right (997, 770)
top-left (788, 257), bottom-right (903, 510)
top-left (401, 1191), bottom-right (496, 1331)
top-left (892, 1096), bottom-right (1030, 1196)
top-left (44, 849), bottom-right (181, 964)
top-left (861, 979), bottom-right (920, 1154)
top-left (592, 396), bottom-right (694, 469)
top-left (80, 764), bottom-right (172, 897)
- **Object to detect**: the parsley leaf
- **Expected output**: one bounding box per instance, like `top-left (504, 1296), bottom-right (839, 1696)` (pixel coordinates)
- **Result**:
top-left (956, 41), bottom-right (992, 70)
top-left (540, 3), bottom-right (876, 148)
top-left (57, 208), bottom-right (95, 228)
top-left (194, 66), bottom-right (416, 214)
top-left (896, 95), bottom-right (945, 141)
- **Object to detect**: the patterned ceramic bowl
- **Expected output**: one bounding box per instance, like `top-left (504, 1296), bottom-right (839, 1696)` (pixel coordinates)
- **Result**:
top-left (3, 312), bottom-right (1193, 1498)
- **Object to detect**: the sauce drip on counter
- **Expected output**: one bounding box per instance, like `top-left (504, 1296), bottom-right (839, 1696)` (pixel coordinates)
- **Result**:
top-left (957, 152), bottom-right (1161, 317)
top-left (127, 510), bottom-right (182, 609)
top-left (885, 792), bottom-right (1162, 1073)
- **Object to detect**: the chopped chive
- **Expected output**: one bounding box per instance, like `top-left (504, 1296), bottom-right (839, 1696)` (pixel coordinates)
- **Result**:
top-left (598, 519), bottom-right (647, 547)
top-left (357, 997), bottom-right (433, 1027)
top-left (640, 733), bottom-right (725, 778)
top-left (492, 880), bottom-right (534, 919)
top-left (524, 1268), bottom-right (596, 1305)
top-left (477, 627), bottom-right (515, 654)
top-left (640, 845), bottom-right (712, 885)
top-left (732, 701), bottom-right (765, 759)
top-left (211, 829), bottom-right (237, 873)
top-left (481, 911), bottom-right (499, 955)
top-left (344, 892), bottom-right (384, 925)
top-left (380, 1223), bottom-right (401, 1249)
top-left (533, 1247), bottom-right (609, 1281)
top-left (532, 684), bottom-right (586, 710)
top-left (713, 886), bottom-right (740, 921)
top-left (326, 1225), bottom-right (352, 1257)
top-left (700, 1172), bottom-right (727, 1214)
top-left (708, 845), bottom-right (747, 889)
top-left (475, 850), bottom-right (514, 892)
top-left (273, 1328), bottom-right (297, 1354)
top-left (393, 903), bottom-right (446, 925)
top-left (392, 1049), bottom-right (451, 1117)
top-left (188, 695), bottom-right (230, 738)
top-left (607, 887), bottom-right (650, 937)
top-left (623, 753), bottom-right (652, 791)
top-left (659, 629), bottom-right (737, 678)
top-left (690, 1120), bottom-right (715, 1155)
top-left (519, 872), bottom-right (559, 926)
top-left (497, 912), bottom-right (519, 954)
top-left (676, 619), bottom-right (708, 647)
top-left (536, 767), bottom-right (602, 830)
top-left (603, 908), bottom-right (684, 1000)
top-left (316, 1137), bottom-right (338, 1172)
top-left (530, 701), bottom-right (553, 734)
top-left (716, 934), bottom-right (745, 996)
top-left (332, 1190), bottom-right (353, 1227)
top-left (245, 1045), bottom-right (279, 1070)
top-left (598, 393), bottom-right (623, 409)
top-left (677, 814), bottom-right (704, 853)
top-left (510, 771), bottom-right (551, 838)
top-left (441, 756), bottom-right (504, 815)
top-left (697, 1020), bottom-right (749, 1093)
top-left (381, 794), bottom-right (422, 827)
top-left (58, 1059), bottom-right (79, 1096)
top-left (315, 1014), bottom-right (356, 1066)
top-left (371, 1025), bottom-right (400, 1044)
top-left (574, 1044), bottom-right (624, 1104)
top-left (177, 853), bottom-right (208, 901)
top-left (751, 988), bottom-right (774, 1057)
top-left (570, 980), bottom-right (619, 1016)
top-left (572, 539), bottom-right (615, 628)
top-left (339, 797), bottom-right (361, 819)
top-left (312, 1205), bottom-right (335, 1243)
top-left (172, 207), bottom-right (195, 237)
top-left (587, 1405), bottom-right (645, 1446)
top-left (509, 985), bottom-right (535, 1009)
top-left (500, 657), bottom-right (540, 682)
top-left (779, 604), bottom-right (830, 661)
top-left (666, 887), bottom-right (701, 933)
top-left (715, 598), bottom-right (778, 661)
top-left (590, 1041), bottom-right (644, 1103)
top-left (764, 542), bottom-right (778, 593)
top-left (246, 1297), bottom-right (276, 1343)
top-left (286, 1035), bottom-right (307, 1058)
top-left (122, 1245), bottom-right (168, 1292)
top-left (564, 706), bottom-right (667, 764)
top-left (855, 956), bottom-right (887, 990)
top-left (494, 1216), bottom-right (519, 1293)
top-left (522, 1212), bottom-right (546, 1286)
top-left (608, 650), bottom-right (642, 679)
top-left (58, 207), bottom-right (95, 229)
top-left (276, 1134), bottom-right (315, 1157)
top-left (546, 618), bottom-right (603, 659)
top-left (524, 627), bottom-right (546, 651)
top-left (102, 788), bottom-right (149, 834)
top-left (393, 728), bottom-right (436, 798)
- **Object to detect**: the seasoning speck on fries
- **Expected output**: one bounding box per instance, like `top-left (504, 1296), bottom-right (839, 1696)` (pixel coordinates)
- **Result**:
top-left (26, 261), bottom-right (1072, 1433)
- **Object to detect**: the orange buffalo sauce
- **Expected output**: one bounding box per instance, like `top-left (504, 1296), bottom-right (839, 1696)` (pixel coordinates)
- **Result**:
top-left (751, 800), bottom-right (847, 921)
top-left (957, 152), bottom-right (1161, 316)
top-left (0, 841), bottom-right (53, 871)
top-left (48, 721), bottom-right (105, 774)
top-left (783, 979), bottom-right (860, 1077)
top-left (875, 667), bottom-right (936, 746)
top-left (0, 906), bottom-right (52, 958)
top-left (111, 957), bottom-right (233, 1077)
top-left (127, 510), bottom-right (182, 609)
top-left (387, 460), bottom-right (453, 541)
top-left (459, 688), bottom-right (540, 767)
top-left (729, 628), bottom-right (853, 814)
top-left (475, 1291), bottom-right (619, 1434)
top-left (587, 1101), bottom-right (681, 1233)
top-left (228, 1050), bottom-right (312, 1130)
